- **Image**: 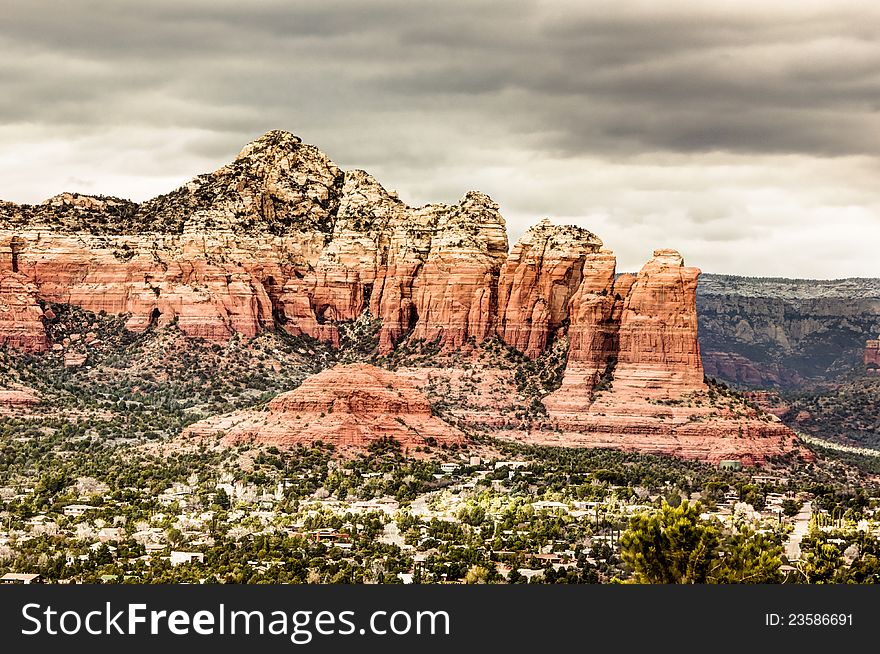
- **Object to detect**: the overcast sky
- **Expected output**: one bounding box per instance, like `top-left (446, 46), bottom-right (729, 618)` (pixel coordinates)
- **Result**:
top-left (2, 1), bottom-right (879, 278)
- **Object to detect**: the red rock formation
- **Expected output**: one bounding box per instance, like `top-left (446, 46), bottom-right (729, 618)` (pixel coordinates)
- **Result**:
top-left (546, 248), bottom-right (703, 416)
top-left (396, 359), bottom-right (805, 466)
top-left (541, 251), bottom-right (623, 415)
top-left (866, 339), bottom-right (880, 372)
top-left (0, 387), bottom-right (40, 414)
top-left (0, 129), bottom-right (802, 466)
top-left (407, 192), bottom-right (508, 349)
top-left (614, 249), bottom-right (705, 395)
top-left (0, 271), bottom-right (47, 351)
top-left (495, 220), bottom-right (603, 358)
top-left (536, 248), bottom-right (802, 465)
top-left (184, 363), bottom-right (464, 452)
top-left (529, 415), bottom-right (802, 466)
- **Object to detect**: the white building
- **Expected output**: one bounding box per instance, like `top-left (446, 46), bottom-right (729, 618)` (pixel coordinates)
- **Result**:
top-left (170, 551), bottom-right (205, 566)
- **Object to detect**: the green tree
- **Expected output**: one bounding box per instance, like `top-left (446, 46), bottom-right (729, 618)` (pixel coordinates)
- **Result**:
top-left (620, 501), bottom-right (718, 584)
top-left (213, 488), bottom-right (231, 510)
top-left (709, 530), bottom-right (782, 583)
top-left (781, 499), bottom-right (802, 518)
top-left (800, 542), bottom-right (843, 584)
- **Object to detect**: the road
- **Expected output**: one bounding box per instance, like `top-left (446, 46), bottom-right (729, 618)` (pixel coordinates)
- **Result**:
top-left (784, 500), bottom-right (812, 561)
top-left (379, 520), bottom-right (405, 547)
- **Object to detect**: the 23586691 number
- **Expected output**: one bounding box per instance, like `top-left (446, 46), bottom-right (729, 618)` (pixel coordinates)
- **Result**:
top-left (787, 614), bottom-right (852, 626)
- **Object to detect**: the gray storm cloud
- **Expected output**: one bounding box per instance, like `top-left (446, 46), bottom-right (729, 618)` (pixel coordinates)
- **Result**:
top-left (1, 0), bottom-right (879, 277)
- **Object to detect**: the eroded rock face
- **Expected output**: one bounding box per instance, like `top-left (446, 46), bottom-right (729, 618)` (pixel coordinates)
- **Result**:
top-left (0, 271), bottom-right (47, 351)
top-left (615, 249), bottom-right (705, 394)
top-left (0, 386), bottom-right (40, 415)
top-left (530, 248), bottom-right (803, 464)
top-left (184, 363), bottom-right (464, 452)
top-left (1, 132), bottom-right (510, 351)
top-left (495, 220), bottom-right (603, 358)
top-left (0, 132), bottom-right (704, 373)
top-left (546, 249), bottom-right (704, 413)
top-left (408, 192), bottom-right (508, 349)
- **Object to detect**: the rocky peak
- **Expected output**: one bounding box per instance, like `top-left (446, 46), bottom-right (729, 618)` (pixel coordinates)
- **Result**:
top-left (138, 130), bottom-right (344, 235)
top-left (334, 169), bottom-right (405, 234)
top-left (40, 192), bottom-right (130, 212)
top-left (234, 129), bottom-right (304, 160)
top-left (495, 219), bottom-right (606, 358)
top-left (515, 218), bottom-right (604, 254)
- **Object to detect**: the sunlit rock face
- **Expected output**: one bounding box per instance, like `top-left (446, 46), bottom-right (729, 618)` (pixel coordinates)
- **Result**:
top-left (184, 363), bottom-right (464, 453)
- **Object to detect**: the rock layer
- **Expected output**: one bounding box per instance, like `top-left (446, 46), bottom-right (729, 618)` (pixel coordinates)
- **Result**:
top-left (0, 131), bottom-right (699, 379)
top-left (615, 249), bottom-right (704, 393)
top-left (697, 274), bottom-right (880, 388)
top-left (1, 133), bottom-right (510, 351)
top-left (0, 387), bottom-right (40, 414)
top-left (495, 219), bottom-right (603, 358)
top-left (184, 363), bottom-right (464, 452)
top-left (0, 270), bottom-right (47, 351)
top-left (544, 249), bottom-right (703, 415)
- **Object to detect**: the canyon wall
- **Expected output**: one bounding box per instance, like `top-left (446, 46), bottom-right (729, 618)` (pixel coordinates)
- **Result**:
top-left (0, 133), bottom-right (512, 355)
top-left (0, 269), bottom-right (47, 352)
top-left (698, 274), bottom-right (880, 387)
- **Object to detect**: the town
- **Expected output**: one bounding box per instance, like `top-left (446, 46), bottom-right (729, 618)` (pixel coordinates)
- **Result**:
top-left (2, 431), bottom-right (877, 585)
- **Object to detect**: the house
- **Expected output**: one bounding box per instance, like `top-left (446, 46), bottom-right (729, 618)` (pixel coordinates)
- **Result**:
top-left (311, 528), bottom-right (349, 544)
top-left (351, 498), bottom-right (400, 514)
top-left (98, 527), bottom-right (125, 543)
top-left (532, 501), bottom-right (569, 511)
top-left (65, 553), bottom-right (90, 565)
top-left (494, 461), bottom-right (529, 471)
top-left (532, 553), bottom-right (563, 564)
top-left (440, 463), bottom-right (459, 474)
top-left (170, 551), bottom-right (205, 566)
top-left (63, 504), bottom-right (95, 517)
top-left (0, 573), bottom-right (42, 584)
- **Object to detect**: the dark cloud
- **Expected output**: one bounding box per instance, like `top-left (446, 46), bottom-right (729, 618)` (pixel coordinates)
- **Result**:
top-left (0, 1), bottom-right (879, 277)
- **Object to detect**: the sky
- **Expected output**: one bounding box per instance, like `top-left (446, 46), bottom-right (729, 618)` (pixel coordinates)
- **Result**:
top-left (2, 0), bottom-right (879, 278)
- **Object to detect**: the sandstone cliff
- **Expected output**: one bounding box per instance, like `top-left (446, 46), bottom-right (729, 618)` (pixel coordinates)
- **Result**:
top-left (1, 130), bottom-right (803, 464)
top-left (495, 219), bottom-right (603, 358)
top-left (0, 386), bottom-right (40, 415)
top-left (0, 270), bottom-right (47, 351)
top-left (0, 131), bottom-right (510, 352)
